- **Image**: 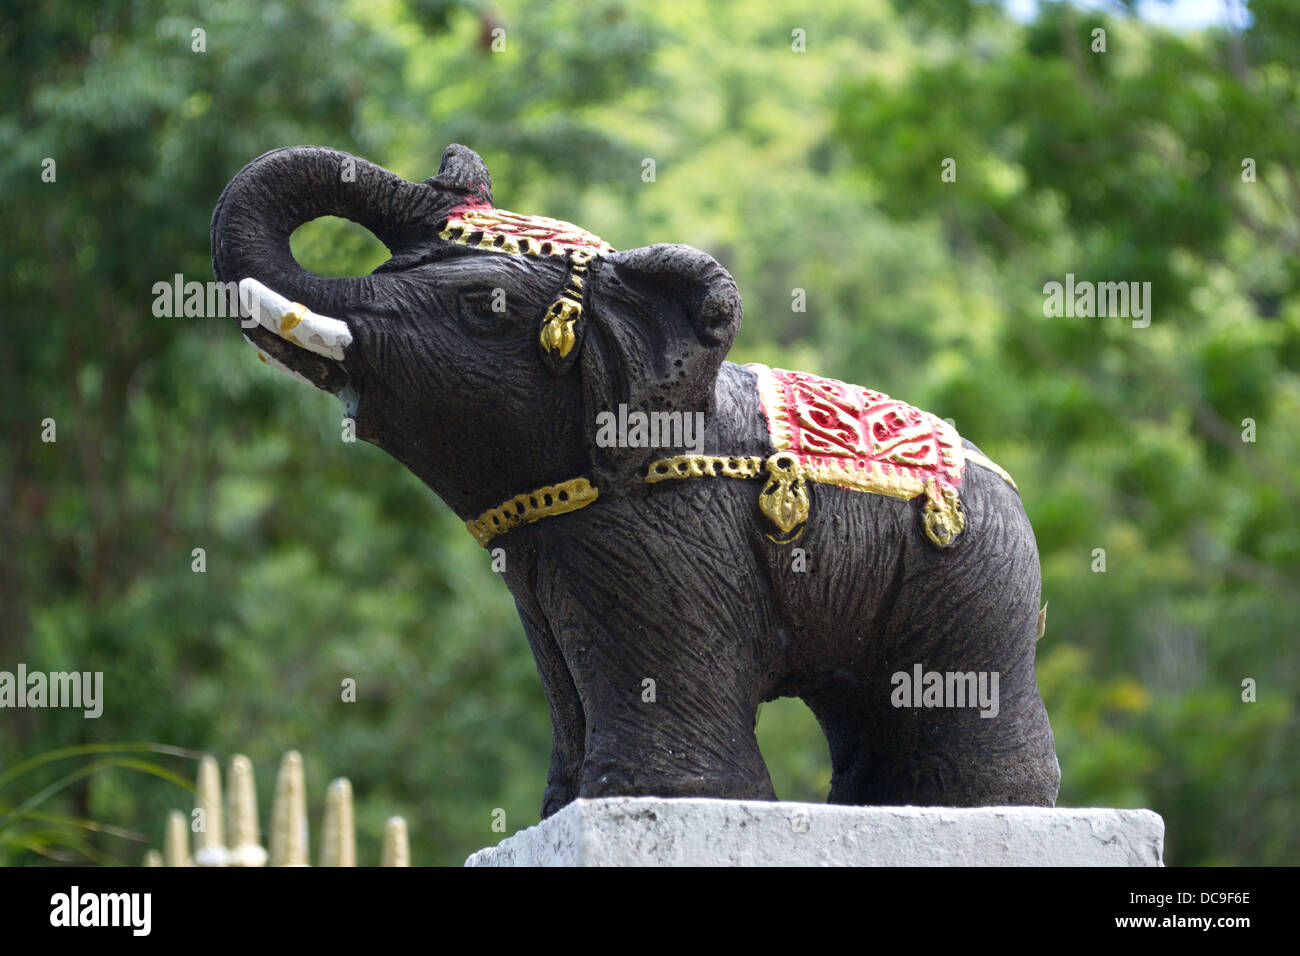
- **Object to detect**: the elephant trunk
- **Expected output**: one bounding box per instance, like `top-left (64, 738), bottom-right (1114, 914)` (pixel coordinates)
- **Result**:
top-left (209, 145), bottom-right (446, 315)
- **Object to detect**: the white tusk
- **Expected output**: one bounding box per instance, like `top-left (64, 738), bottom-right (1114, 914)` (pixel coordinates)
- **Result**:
top-left (238, 277), bottom-right (353, 361)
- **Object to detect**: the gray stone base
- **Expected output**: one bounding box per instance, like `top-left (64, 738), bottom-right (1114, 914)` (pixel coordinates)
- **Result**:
top-left (465, 798), bottom-right (1165, 867)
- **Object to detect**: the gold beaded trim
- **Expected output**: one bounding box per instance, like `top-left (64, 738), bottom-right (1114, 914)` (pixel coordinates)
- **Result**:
top-left (469, 453), bottom-right (1006, 548)
top-left (468, 477), bottom-right (599, 547)
top-left (644, 452), bottom-right (983, 547)
top-left (646, 453), bottom-right (811, 540)
top-left (645, 455), bottom-right (766, 481)
top-left (538, 250), bottom-right (594, 358)
top-left (437, 207), bottom-right (613, 259)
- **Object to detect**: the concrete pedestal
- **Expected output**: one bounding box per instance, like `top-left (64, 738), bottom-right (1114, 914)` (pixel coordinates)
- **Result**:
top-left (465, 797), bottom-right (1165, 867)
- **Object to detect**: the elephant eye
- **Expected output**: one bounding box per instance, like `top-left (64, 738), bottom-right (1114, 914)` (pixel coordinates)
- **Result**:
top-left (460, 290), bottom-right (507, 328)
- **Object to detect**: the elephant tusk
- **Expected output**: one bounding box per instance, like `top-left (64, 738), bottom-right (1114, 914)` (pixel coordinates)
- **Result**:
top-left (238, 277), bottom-right (353, 361)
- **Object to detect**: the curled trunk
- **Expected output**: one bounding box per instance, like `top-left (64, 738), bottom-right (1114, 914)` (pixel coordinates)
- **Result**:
top-left (210, 146), bottom-right (449, 315)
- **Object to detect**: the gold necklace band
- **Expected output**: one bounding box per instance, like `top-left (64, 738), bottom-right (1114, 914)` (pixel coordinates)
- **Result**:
top-left (467, 477), bottom-right (598, 547)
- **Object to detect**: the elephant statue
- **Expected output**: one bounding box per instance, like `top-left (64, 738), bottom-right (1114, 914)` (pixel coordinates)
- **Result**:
top-left (211, 144), bottom-right (1060, 817)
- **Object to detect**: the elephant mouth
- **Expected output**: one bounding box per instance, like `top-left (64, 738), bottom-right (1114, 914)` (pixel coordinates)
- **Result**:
top-left (238, 277), bottom-right (354, 394)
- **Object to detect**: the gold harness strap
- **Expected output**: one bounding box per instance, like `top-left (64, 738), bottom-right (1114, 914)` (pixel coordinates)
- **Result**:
top-left (467, 453), bottom-right (1016, 548)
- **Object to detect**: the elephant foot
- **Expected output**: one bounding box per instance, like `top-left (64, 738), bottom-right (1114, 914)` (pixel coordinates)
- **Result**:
top-left (579, 755), bottom-right (776, 803)
top-left (541, 780), bottom-right (578, 819)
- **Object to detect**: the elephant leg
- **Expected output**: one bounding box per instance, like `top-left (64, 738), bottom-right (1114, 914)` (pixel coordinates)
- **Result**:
top-left (568, 619), bottom-right (778, 802)
top-left (535, 496), bottom-right (781, 802)
top-left (801, 690), bottom-right (876, 805)
top-left (803, 471), bottom-right (1059, 807)
top-left (805, 633), bottom-right (1058, 807)
top-left (506, 561), bottom-right (586, 819)
top-left (579, 658), bottom-right (777, 802)
top-left (858, 502), bottom-right (1058, 807)
top-left (851, 672), bottom-right (1059, 807)
top-left (520, 608), bottom-right (588, 818)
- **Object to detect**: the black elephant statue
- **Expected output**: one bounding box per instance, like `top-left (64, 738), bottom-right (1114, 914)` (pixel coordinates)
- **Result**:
top-left (211, 144), bottom-right (1060, 817)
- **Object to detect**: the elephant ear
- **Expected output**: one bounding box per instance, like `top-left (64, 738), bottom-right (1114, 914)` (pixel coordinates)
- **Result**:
top-left (580, 244), bottom-right (742, 484)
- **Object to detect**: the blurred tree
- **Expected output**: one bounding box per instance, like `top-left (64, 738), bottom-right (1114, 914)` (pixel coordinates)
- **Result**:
top-left (1, 0), bottom-right (1295, 866)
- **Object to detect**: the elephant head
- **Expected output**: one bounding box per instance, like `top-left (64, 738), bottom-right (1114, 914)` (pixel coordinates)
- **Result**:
top-left (210, 144), bottom-right (743, 522)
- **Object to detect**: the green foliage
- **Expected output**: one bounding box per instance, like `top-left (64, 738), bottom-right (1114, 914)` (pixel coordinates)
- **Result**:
top-left (1, 0), bottom-right (1295, 865)
top-left (0, 744), bottom-right (196, 865)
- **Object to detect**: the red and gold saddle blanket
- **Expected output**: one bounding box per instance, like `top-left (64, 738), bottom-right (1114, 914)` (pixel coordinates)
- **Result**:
top-left (646, 364), bottom-right (1016, 547)
top-left (750, 364), bottom-right (971, 545)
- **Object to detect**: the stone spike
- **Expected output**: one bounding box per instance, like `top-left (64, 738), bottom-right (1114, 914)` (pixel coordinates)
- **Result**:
top-left (226, 754), bottom-right (267, 867)
top-left (163, 809), bottom-right (190, 867)
top-left (143, 849), bottom-right (163, 867)
top-left (381, 816), bottom-right (410, 867)
top-left (269, 750), bottom-right (309, 866)
top-left (319, 777), bottom-right (356, 867)
top-left (193, 754), bottom-right (228, 866)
